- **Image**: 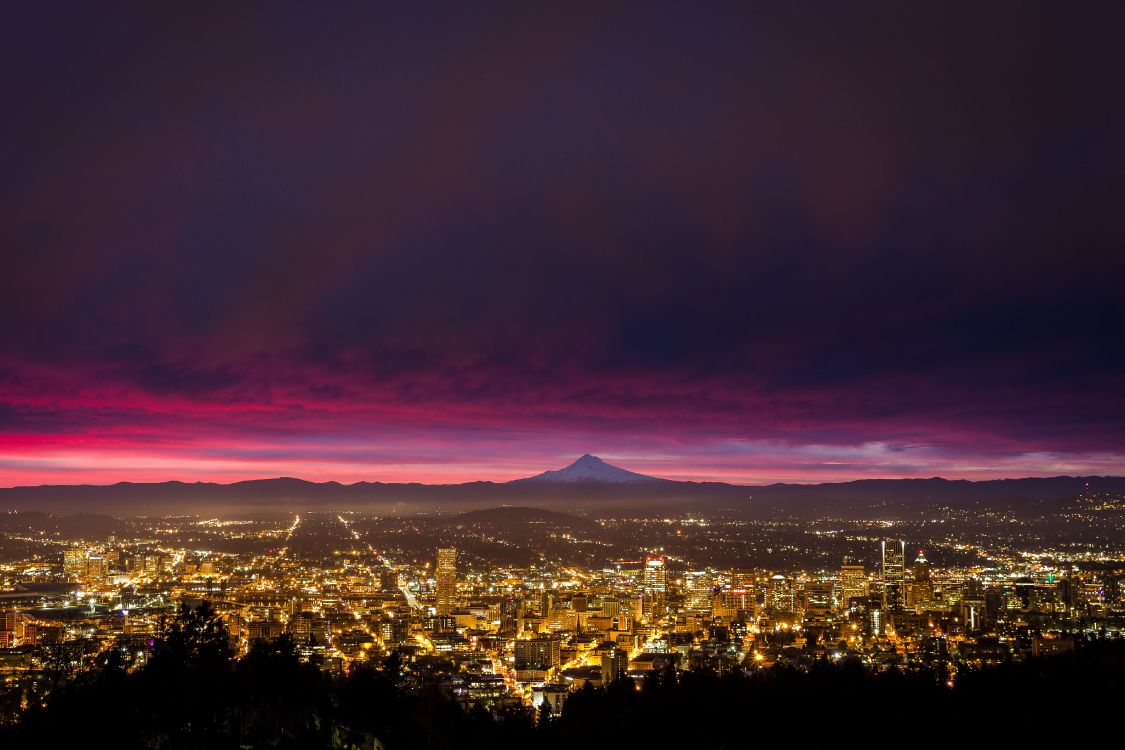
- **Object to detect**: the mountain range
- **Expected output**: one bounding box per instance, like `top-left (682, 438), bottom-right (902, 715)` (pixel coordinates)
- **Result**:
top-left (0, 454), bottom-right (1122, 517)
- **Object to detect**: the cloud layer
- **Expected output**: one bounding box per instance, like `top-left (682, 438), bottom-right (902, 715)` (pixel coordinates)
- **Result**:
top-left (1, 4), bottom-right (1123, 486)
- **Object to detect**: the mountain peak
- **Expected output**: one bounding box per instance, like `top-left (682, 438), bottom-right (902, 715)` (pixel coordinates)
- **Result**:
top-left (510, 454), bottom-right (667, 484)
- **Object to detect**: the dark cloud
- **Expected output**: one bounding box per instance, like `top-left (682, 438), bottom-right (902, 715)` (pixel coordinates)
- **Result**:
top-left (0, 2), bottom-right (1123, 484)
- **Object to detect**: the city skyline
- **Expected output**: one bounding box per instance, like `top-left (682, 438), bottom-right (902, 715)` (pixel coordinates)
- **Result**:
top-left (3, 3), bottom-right (1123, 746)
top-left (3, 4), bottom-right (1124, 747)
top-left (3, 494), bottom-right (1124, 745)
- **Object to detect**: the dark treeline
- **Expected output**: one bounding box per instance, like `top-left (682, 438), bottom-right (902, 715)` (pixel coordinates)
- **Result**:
top-left (3, 603), bottom-right (1123, 748)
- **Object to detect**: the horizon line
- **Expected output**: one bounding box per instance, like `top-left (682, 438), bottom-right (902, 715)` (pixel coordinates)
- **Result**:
top-left (2, 471), bottom-right (1122, 491)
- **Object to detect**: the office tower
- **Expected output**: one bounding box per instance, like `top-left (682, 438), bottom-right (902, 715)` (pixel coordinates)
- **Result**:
top-left (86, 556), bottom-right (106, 580)
top-left (911, 550), bottom-right (933, 609)
top-left (628, 595), bottom-right (645, 622)
top-left (642, 555), bottom-right (668, 622)
top-left (63, 548), bottom-right (87, 580)
top-left (541, 589), bottom-right (557, 618)
top-left (802, 581), bottom-right (834, 625)
top-left (685, 571), bottom-right (714, 615)
top-left (864, 594), bottom-right (885, 637)
top-left (145, 554), bottom-right (162, 577)
top-left (839, 558), bottom-right (867, 609)
top-left (881, 540), bottom-right (906, 611)
top-left (716, 586), bottom-right (753, 620)
top-left (960, 597), bottom-right (986, 633)
top-left (499, 595), bottom-right (520, 635)
top-left (767, 574), bottom-right (794, 616)
top-left (601, 645), bottom-right (627, 684)
top-left (514, 636), bottom-right (561, 681)
top-left (0, 608), bottom-right (20, 645)
top-left (435, 547), bottom-right (457, 616)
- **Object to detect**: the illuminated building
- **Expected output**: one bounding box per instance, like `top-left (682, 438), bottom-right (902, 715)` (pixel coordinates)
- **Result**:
top-left (642, 555), bottom-right (667, 622)
top-left (498, 595), bottom-right (520, 635)
top-left (63, 548), bottom-right (87, 580)
top-left (288, 612), bottom-right (329, 646)
top-left (865, 595), bottom-right (885, 637)
top-left (436, 547), bottom-right (457, 616)
top-left (960, 597), bottom-right (986, 633)
top-left (1031, 637), bottom-right (1075, 657)
top-left (531, 684), bottom-right (568, 715)
top-left (86, 556), bottom-right (106, 580)
top-left (247, 619), bottom-right (285, 642)
top-left (514, 636), bottom-right (561, 681)
top-left (802, 581), bottom-right (834, 625)
top-left (144, 554), bottom-right (165, 577)
top-left (768, 574), bottom-right (793, 616)
top-left (684, 571), bottom-right (714, 615)
top-left (0, 609), bottom-right (22, 647)
top-left (881, 540), bottom-right (906, 611)
top-left (910, 550), bottom-right (933, 609)
top-left (839, 558), bottom-right (867, 609)
top-left (600, 644), bottom-right (628, 683)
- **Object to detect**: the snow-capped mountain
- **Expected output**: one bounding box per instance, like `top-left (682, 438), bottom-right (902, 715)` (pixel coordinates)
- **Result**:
top-left (510, 454), bottom-right (668, 484)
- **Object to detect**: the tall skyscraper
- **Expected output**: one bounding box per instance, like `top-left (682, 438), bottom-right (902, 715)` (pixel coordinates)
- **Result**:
top-left (0, 608), bottom-right (20, 648)
top-left (881, 540), bottom-right (906, 611)
top-left (642, 555), bottom-right (668, 622)
top-left (86, 556), bottom-right (106, 580)
top-left (839, 558), bottom-right (867, 609)
top-left (435, 547), bottom-right (457, 616)
top-left (767, 574), bottom-right (794, 616)
top-left (498, 595), bottom-right (520, 635)
top-left (685, 571), bottom-right (714, 615)
top-left (601, 645), bottom-right (627, 684)
top-left (911, 550), bottom-right (933, 609)
top-left (63, 548), bottom-right (87, 580)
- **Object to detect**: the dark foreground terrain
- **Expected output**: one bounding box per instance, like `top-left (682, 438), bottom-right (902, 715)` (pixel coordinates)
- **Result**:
top-left (3, 603), bottom-right (1122, 749)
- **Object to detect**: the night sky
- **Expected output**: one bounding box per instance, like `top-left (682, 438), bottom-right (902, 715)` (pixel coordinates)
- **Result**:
top-left (2, 3), bottom-right (1123, 486)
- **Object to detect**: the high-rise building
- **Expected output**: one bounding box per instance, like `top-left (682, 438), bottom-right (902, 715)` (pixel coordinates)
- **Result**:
top-left (63, 548), bottom-right (87, 580)
top-left (498, 595), bottom-right (520, 635)
top-left (435, 547), bottom-right (457, 616)
top-left (0, 608), bottom-right (21, 644)
top-left (514, 636), bottom-right (561, 681)
top-left (642, 555), bottom-right (668, 622)
top-left (839, 558), bottom-right (867, 609)
top-left (882, 540), bottom-right (906, 611)
top-left (684, 571), bottom-right (714, 615)
top-left (767, 574), bottom-right (794, 616)
top-left (910, 550), bottom-right (933, 609)
top-left (802, 581), bottom-right (834, 625)
top-left (601, 645), bottom-right (628, 684)
top-left (86, 556), bottom-right (106, 580)
top-left (144, 554), bottom-right (162, 577)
